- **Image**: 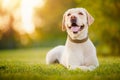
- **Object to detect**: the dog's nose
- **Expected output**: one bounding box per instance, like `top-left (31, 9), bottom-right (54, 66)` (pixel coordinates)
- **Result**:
top-left (71, 16), bottom-right (77, 23)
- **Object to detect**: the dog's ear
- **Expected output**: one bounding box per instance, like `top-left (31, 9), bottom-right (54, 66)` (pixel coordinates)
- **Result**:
top-left (62, 14), bottom-right (66, 31)
top-left (84, 9), bottom-right (94, 26)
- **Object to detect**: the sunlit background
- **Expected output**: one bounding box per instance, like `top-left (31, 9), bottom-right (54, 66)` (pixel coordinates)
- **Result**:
top-left (0, 0), bottom-right (120, 56)
top-left (0, 0), bottom-right (45, 46)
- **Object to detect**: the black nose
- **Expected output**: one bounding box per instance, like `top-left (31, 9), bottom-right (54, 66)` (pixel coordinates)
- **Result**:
top-left (71, 16), bottom-right (77, 23)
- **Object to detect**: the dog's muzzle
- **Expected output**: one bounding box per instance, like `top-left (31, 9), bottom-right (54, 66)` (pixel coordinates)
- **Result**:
top-left (68, 18), bottom-right (84, 34)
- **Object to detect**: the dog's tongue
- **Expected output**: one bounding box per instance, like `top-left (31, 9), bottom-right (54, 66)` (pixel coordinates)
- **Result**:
top-left (71, 27), bottom-right (80, 32)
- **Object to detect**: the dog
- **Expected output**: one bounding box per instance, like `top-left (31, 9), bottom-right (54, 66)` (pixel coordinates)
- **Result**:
top-left (46, 8), bottom-right (99, 71)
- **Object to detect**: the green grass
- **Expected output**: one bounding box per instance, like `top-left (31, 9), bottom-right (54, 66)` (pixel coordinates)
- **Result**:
top-left (0, 48), bottom-right (120, 80)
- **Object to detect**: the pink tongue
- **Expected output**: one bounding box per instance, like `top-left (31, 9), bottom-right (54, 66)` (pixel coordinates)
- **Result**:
top-left (71, 27), bottom-right (80, 32)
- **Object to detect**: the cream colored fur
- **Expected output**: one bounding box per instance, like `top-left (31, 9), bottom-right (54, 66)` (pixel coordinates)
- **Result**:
top-left (46, 8), bottom-right (99, 71)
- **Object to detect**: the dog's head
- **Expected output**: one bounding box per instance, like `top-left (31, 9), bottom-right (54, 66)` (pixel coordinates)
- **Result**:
top-left (62, 8), bottom-right (94, 39)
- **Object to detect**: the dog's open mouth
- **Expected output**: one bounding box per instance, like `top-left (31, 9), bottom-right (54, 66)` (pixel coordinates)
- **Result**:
top-left (69, 23), bottom-right (84, 34)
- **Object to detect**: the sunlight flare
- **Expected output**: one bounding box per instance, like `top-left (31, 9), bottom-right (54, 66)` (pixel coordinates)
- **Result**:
top-left (20, 0), bottom-right (44, 34)
top-left (0, 0), bottom-right (44, 34)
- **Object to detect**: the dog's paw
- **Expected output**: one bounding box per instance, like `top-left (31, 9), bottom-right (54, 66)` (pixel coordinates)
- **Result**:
top-left (68, 65), bottom-right (95, 71)
top-left (79, 66), bottom-right (96, 71)
top-left (78, 66), bottom-right (90, 71)
top-left (68, 65), bottom-right (77, 70)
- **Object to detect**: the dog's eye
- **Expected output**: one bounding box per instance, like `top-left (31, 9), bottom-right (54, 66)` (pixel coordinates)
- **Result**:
top-left (78, 12), bottom-right (83, 15)
top-left (67, 13), bottom-right (71, 16)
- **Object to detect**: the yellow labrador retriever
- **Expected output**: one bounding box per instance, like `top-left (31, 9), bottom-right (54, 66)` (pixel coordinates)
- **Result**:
top-left (46, 8), bottom-right (99, 71)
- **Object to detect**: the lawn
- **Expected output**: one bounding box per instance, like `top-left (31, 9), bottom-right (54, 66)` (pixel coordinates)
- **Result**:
top-left (0, 48), bottom-right (120, 80)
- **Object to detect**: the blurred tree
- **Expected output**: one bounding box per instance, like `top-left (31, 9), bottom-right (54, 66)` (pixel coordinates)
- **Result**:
top-left (0, 13), bottom-right (17, 49)
top-left (101, 0), bottom-right (120, 55)
top-left (102, 0), bottom-right (120, 20)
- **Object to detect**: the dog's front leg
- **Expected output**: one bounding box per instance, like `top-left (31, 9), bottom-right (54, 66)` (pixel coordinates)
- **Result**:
top-left (69, 65), bottom-right (97, 71)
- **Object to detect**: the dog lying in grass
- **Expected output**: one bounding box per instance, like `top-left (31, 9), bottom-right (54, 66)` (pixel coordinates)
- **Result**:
top-left (46, 8), bottom-right (99, 71)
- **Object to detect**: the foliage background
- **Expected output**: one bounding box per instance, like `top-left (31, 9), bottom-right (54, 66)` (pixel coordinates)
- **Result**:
top-left (0, 0), bottom-right (120, 56)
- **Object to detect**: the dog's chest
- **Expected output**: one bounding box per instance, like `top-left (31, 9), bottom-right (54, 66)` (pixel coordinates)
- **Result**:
top-left (66, 45), bottom-right (84, 65)
top-left (64, 40), bottom-right (94, 66)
